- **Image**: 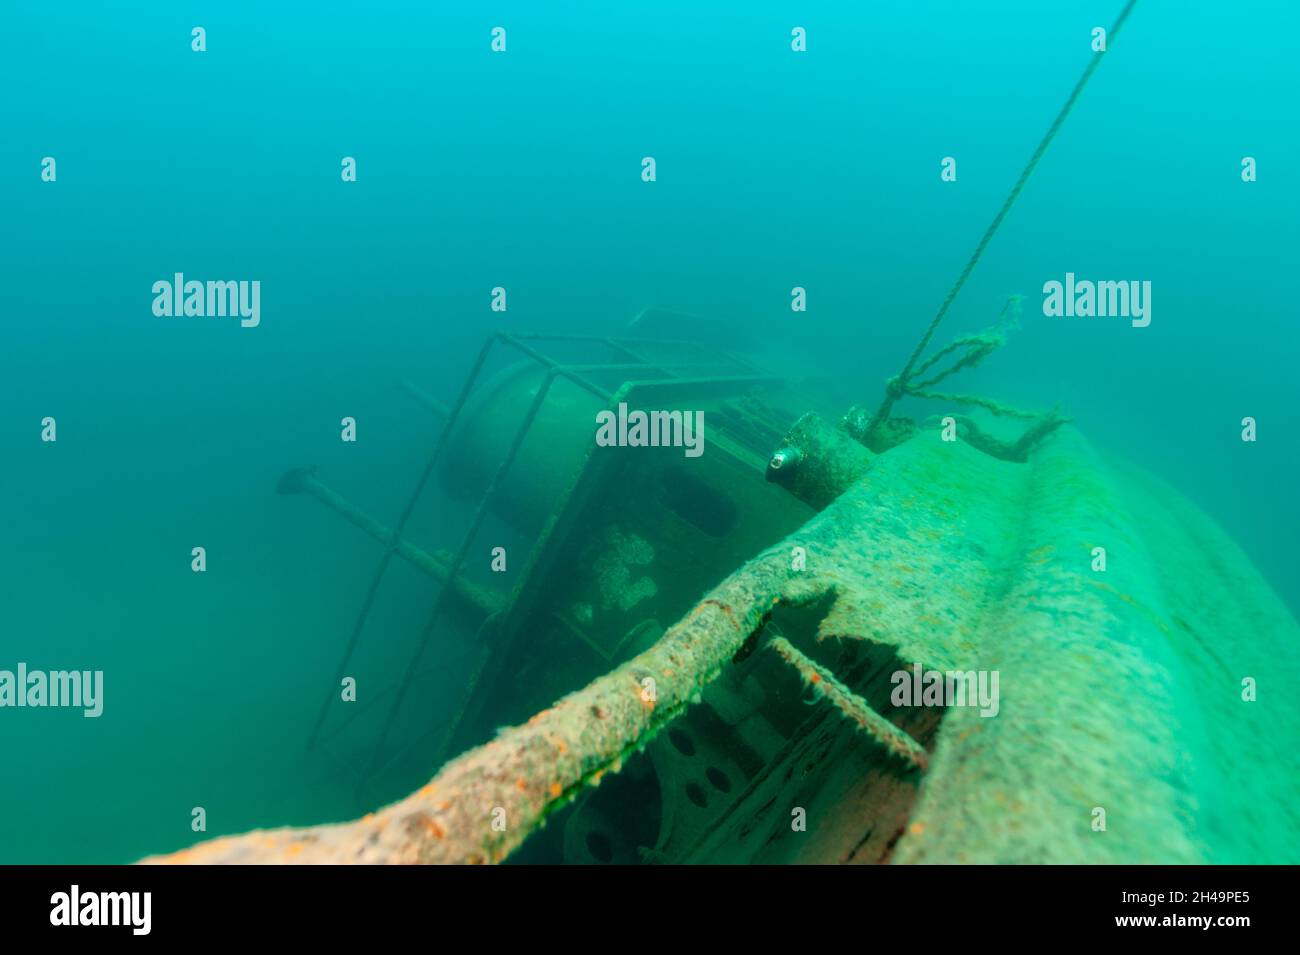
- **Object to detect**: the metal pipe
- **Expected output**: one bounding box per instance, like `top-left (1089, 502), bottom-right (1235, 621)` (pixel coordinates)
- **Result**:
top-left (276, 468), bottom-right (502, 620)
top-left (305, 331), bottom-right (502, 751)
top-left (147, 530), bottom-right (798, 864)
top-left (361, 367), bottom-right (566, 784)
top-left (399, 380), bottom-right (452, 420)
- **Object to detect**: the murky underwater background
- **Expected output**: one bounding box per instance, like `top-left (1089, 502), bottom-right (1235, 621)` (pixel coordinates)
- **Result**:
top-left (1, 1), bottom-right (1296, 862)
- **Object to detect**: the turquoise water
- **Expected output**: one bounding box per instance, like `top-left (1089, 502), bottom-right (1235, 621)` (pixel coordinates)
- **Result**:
top-left (1, 1), bottom-right (1296, 863)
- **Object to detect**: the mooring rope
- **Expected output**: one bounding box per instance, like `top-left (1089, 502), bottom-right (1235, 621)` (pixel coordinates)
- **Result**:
top-left (865, 0), bottom-right (1141, 441)
top-left (887, 293), bottom-right (1060, 420)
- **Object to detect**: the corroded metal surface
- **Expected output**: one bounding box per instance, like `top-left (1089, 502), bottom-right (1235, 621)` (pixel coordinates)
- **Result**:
top-left (767, 635), bottom-right (928, 771)
top-left (146, 540), bottom-right (800, 863)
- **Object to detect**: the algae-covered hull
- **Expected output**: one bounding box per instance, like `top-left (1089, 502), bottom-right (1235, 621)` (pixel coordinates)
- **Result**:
top-left (149, 424), bottom-right (1300, 864)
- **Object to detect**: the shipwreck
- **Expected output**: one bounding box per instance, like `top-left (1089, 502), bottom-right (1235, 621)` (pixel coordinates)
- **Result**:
top-left (142, 303), bottom-right (1300, 865)
top-left (145, 0), bottom-right (1300, 865)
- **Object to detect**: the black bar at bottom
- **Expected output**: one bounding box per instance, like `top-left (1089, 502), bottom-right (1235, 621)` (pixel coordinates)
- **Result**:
top-left (0, 864), bottom-right (1286, 942)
